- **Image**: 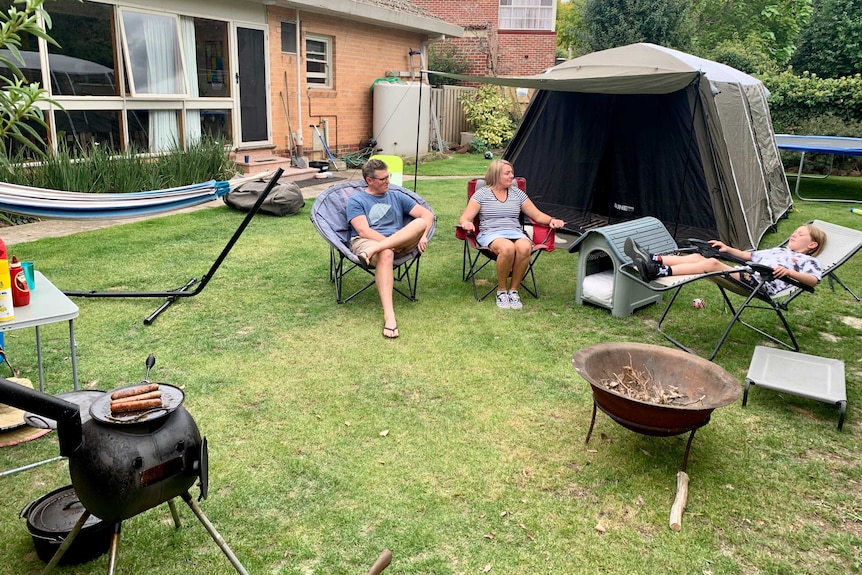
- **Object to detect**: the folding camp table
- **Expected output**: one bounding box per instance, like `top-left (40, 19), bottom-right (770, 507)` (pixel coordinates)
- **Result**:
top-left (744, 345), bottom-right (847, 430)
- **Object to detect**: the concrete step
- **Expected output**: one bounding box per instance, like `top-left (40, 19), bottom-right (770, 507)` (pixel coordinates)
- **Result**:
top-left (236, 155), bottom-right (293, 176)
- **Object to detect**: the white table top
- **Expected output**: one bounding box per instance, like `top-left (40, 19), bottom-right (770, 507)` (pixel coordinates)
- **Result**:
top-left (0, 271), bottom-right (78, 331)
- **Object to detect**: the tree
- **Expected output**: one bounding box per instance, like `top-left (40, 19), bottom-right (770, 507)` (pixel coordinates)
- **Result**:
top-left (0, 0), bottom-right (60, 167)
top-left (692, 0), bottom-right (813, 66)
top-left (790, 0), bottom-right (862, 77)
top-left (581, 0), bottom-right (695, 53)
top-left (556, 0), bottom-right (586, 58)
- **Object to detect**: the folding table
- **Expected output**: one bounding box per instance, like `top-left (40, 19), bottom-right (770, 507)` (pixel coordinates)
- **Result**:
top-left (0, 271), bottom-right (79, 391)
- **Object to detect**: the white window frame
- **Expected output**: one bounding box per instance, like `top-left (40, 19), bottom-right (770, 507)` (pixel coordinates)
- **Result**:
top-left (498, 0), bottom-right (556, 31)
top-left (118, 8), bottom-right (188, 97)
top-left (305, 33), bottom-right (332, 89)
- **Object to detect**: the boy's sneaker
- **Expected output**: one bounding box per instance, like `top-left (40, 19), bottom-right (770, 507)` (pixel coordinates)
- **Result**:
top-left (508, 290), bottom-right (523, 310)
top-left (496, 291), bottom-right (511, 309)
top-left (624, 237), bottom-right (654, 264)
top-left (624, 238), bottom-right (660, 280)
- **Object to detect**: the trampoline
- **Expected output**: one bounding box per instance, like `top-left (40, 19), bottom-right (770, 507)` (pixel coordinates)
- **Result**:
top-left (775, 134), bottom-right (862, 203)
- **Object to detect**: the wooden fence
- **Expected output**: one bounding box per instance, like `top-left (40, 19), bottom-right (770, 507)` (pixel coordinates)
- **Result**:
top-left (430, 85), bottom-right (475, 148)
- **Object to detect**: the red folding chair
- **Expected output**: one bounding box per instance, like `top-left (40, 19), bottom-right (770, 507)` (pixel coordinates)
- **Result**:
top-left (455, 177), bottom-right (556, 301)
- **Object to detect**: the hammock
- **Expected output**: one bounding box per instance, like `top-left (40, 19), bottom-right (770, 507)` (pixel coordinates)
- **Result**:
top-left (0, 173), bottom-right (268, 219)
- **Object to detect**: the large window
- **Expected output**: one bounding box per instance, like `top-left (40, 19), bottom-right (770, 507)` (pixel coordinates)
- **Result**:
top-left (306, 34), bottom-right (332, 88)
top-left (499, 0), bottom-right (556, 31)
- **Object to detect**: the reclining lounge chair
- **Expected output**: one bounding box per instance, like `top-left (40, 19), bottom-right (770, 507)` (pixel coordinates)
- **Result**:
top-left (620, 219), bottom-right (862, 360)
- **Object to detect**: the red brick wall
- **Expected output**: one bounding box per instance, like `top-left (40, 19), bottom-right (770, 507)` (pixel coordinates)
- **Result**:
top-left (413, 0), bottom-right (556, 77)
top-left (267, 7), bottom-right (429, 158)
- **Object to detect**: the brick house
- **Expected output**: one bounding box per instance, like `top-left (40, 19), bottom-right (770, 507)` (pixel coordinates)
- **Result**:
top-left (3, 0), bottom-right (461, 168)
top-left (410, 0), bottom-right (557, 77)
top-left (265, 0), bottom-right (463, 163)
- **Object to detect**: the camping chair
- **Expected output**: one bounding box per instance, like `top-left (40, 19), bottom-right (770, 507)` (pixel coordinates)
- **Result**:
top-left (455, 178), bottom-right (556, 301)
top-left (619, 219), bottom-right (862, 360)
top-left (310, 180), bottom-right (436, 304)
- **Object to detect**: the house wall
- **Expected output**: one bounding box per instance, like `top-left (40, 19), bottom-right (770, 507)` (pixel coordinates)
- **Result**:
top-left (267, 7), bottom-right (430, 160)
top-left (412, 0), bottom-right (556, 77)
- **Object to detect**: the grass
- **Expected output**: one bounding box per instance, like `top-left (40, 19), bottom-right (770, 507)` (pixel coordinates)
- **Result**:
top-left (0, 163), bottom-right (860, 574)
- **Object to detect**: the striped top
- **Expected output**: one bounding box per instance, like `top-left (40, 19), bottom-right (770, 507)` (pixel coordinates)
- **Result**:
top-left (472, 185), bottom-right (529, 237)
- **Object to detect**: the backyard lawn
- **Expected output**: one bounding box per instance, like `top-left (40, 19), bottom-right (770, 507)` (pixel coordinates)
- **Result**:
top-left (0, 161), bottom-right (860, 574)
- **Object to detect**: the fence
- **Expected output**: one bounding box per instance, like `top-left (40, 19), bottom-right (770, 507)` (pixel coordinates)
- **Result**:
top-left (431, 85), bottom-right (475, 148)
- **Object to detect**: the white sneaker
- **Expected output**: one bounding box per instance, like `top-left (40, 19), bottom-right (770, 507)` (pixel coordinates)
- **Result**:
top-left (508, 290), bottom-right (523, 310)
top-left (496, 291), bottom-right (511, 309)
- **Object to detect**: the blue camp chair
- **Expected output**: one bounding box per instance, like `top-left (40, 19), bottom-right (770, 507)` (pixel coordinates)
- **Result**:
top-left (310, 180), bottom-right (436, 304)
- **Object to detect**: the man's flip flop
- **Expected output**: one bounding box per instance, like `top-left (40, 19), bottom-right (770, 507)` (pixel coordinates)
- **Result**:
top-left (358, 251), bottom-right (371, 267)
top-left (382, 325), bottom-right (399, 339)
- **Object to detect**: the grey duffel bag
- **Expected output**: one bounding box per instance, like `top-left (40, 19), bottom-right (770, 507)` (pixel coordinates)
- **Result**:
top-left (223, 179), bottom-right (305, 216)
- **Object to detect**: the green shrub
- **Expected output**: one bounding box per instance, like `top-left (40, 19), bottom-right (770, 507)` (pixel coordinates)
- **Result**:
top-left (459, 85), bottom-right (515, 150)
top-left (761, 71), bottom-right (862, 174)
top-left (427, 43), bottom-right (467, 87)
top-left (707, 39), bottom-right (778, 75)
top-left (762, 71), bottom-right (862, 130)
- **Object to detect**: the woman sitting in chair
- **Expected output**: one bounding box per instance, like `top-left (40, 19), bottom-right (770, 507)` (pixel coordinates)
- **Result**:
top-left (625, 224), bottom-right (827, 295)
top-left (458, 159), bottom-right (565, 309)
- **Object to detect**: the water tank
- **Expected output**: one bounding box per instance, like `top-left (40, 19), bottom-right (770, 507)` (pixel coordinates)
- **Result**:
top-left (372, 81), bottom-right (430, 159)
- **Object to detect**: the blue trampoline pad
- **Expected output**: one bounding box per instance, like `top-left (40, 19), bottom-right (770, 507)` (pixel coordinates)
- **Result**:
top-left (775, 134), bottom-right (862, 156)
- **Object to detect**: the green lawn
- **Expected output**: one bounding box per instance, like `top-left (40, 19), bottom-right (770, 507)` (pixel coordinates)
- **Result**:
top-left (0, 165), bottom-right (860, 574)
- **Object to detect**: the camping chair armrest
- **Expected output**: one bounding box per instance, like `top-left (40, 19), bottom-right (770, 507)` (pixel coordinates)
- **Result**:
top-left (455, 224), bottom-right (475, 241)
top-left (527, 219), bottom-right (556, 250)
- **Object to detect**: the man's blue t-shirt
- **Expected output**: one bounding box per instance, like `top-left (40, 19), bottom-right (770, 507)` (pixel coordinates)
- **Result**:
top-left (347, 189), bottom-right (418, 238)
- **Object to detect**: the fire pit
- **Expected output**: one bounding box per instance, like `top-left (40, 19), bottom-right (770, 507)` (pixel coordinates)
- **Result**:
top-left (572, 342), bottom-right (741, 471)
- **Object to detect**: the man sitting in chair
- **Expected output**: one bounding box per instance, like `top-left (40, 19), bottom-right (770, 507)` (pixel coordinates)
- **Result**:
top-left (347, 158), bottom-right (435, 339)
top-left (624, 224), bottom-right (827, 295)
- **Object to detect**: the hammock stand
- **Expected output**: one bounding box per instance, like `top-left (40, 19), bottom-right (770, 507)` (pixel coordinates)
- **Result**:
top-left (0, 168), bottom-right (284, 325)
top-left (62, 168), bottom-right (284, 325)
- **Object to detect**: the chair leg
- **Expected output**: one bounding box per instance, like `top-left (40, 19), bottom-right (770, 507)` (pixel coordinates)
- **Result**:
top-left (656, 286), bottom-right (699, 355)
top-left (827, 272), bottom-right (860, 301)
top-left (658, 282), bottom-right (799, 361)
top-left (518, 251), bottom-right (543, 299)
top-left (393, 256), bottom-right (421, 301)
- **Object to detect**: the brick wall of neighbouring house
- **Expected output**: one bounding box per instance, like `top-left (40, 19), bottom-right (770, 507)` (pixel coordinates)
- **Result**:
top-left (413, 0), bottom-right (556, 77)
top-left (267, 7), bottom-right (429, 160)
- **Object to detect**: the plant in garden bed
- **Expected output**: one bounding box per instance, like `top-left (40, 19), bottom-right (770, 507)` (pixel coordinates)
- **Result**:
top-left (460, 85), bottom-right (516, 150)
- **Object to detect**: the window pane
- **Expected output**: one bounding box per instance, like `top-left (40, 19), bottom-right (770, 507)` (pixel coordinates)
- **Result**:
top-left (127, 109), bottom-right (180, 152)
top-left (46, 0), bottom-right (117, 96)
top-left (305, 35), bottom-right (331, 88)
top-left (194, 19), bottom-right (230, 98)
top-left (0, 0), bottom-right (42, 87)
top-left (122, 10), bottom-right (186, 95)
top-left (200, 110), bottom-right (232, 141)
top-left (1, 118), bottom-right (47, 161)
top-left (281, 21), bottom-right (297, 54)
top-left (499, 1), bottom-right (555, 30)
top-left (55, 110), bottom-right (122, 153)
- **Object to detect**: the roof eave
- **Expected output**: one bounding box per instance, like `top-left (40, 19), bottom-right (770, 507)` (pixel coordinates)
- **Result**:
top-left (272, 0), bottom-right (464, 38)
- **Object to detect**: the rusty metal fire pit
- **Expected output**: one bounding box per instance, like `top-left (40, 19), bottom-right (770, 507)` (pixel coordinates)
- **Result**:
top-left (572, 342), bottom-right (741, 472)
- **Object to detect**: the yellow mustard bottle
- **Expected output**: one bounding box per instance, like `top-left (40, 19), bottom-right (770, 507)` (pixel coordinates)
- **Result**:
top-left (0, 239), bottom-right (14, 321)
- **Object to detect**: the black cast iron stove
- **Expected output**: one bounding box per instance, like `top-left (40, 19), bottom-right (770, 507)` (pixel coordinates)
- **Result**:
top-left (0, 355), bottom-right (248, 575)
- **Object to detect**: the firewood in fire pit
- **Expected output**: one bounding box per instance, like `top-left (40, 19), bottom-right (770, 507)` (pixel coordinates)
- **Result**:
top-left (600, 360), bottom-right (702, 406)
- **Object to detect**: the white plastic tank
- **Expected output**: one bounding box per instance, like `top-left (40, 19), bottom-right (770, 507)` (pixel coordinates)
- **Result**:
top-left (372, 81), bottom-right (430, 159)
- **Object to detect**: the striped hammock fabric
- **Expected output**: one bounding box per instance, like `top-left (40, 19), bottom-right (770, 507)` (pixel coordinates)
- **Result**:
top-left (0, 173), bottom-right (268, 219)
